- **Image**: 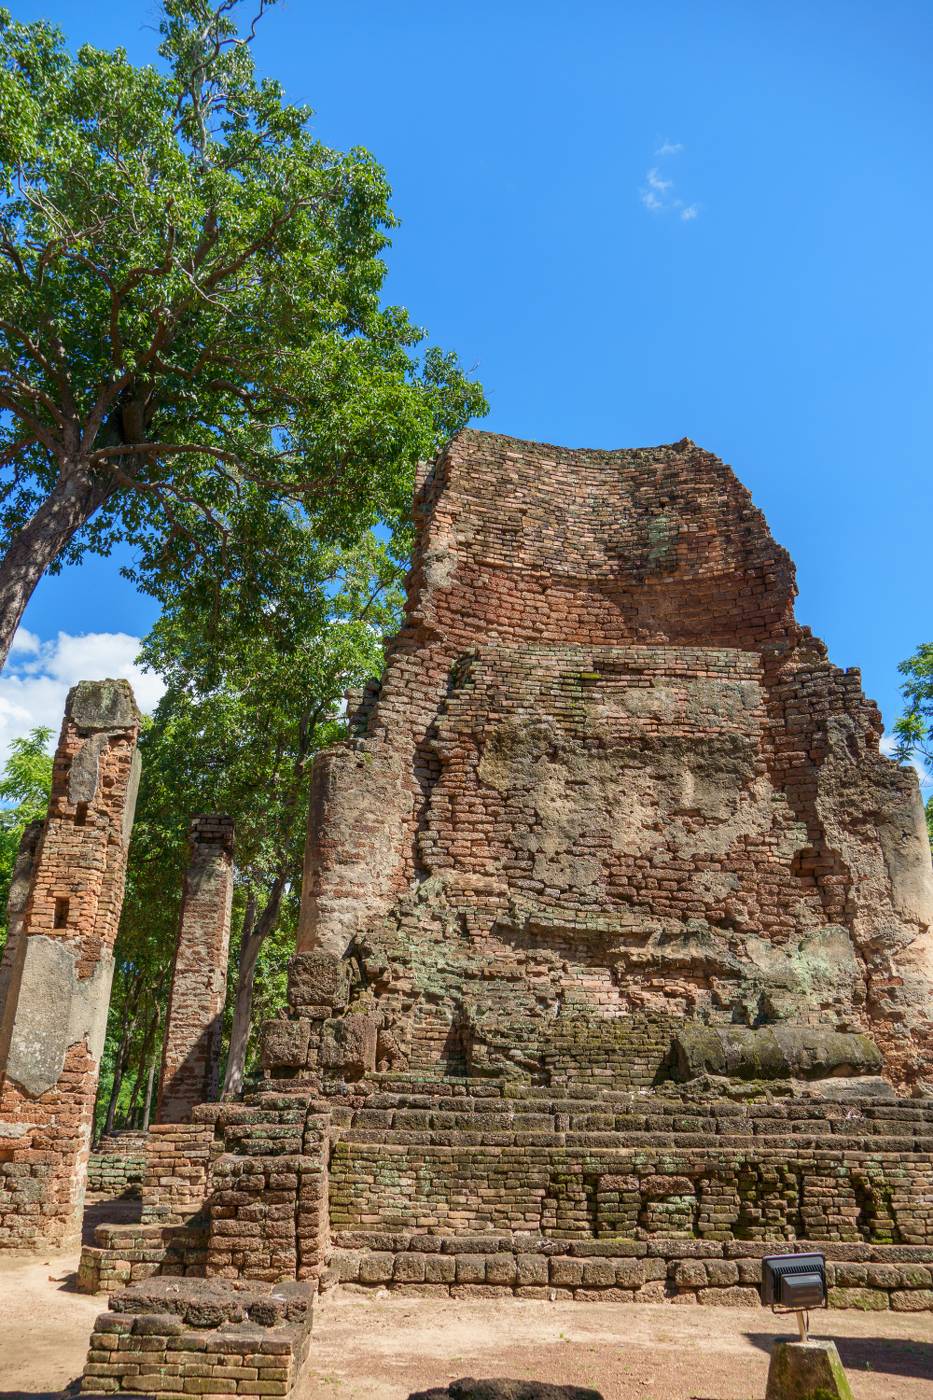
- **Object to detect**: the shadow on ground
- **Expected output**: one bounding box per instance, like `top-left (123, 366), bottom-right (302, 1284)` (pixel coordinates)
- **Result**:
top-left (81, 1197), bottom-right (141, 1246)
top-left (0, 1384), bottom-right (82, 1400)
top-left (745, 1330), bottom-right (933, 1381)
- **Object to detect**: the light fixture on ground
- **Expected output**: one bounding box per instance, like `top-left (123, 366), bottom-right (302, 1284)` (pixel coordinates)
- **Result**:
top-left (762, 1253), bottom-right (853, 1400)
top-left (761, 1252), bottom-right (827, 1341)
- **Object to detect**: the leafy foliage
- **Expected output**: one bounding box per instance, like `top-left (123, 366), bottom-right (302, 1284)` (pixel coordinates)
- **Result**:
top-left (892, 640), bottom-right (933, 848)
top-left (95, 517), bottom-right (404, 1131)
top-left (0, 724), bottom-right (51, 943)
top-left (0, 0), bottom-right (484, 659)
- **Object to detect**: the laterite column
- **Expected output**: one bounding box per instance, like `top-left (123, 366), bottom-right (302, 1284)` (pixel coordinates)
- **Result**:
top-left (157, 815), bottom-right (234, 1123)
top-left (0, 680), bottom-right (141, 1251)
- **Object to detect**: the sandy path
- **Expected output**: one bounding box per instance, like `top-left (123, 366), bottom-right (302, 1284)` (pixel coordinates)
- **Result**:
top-left (303, 1293), bottom-right (933, 1400)
top-left (1, 1257), bottom-right (931, 1400)
top-left (0, 1251), bottom-right (101, 1399)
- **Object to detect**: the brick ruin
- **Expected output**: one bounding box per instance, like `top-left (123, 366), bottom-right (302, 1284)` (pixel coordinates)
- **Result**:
top-left (0, 680), bottom-right (141, 1252)
top-left (298, 430), bottom-right (933, 1088)
top-left (70, 430), bottom-right (933, 1395)
top-left (158, 816), bottom-right (235, 1124)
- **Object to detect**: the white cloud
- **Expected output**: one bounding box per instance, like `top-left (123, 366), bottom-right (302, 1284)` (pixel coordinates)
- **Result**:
top-left (880, 733), bottom-right (932, 791)
top-left (639, 142), bottom-right (700, 221)
top-left (9, 627), bottom-right (41, 656)
top-left (0, 628), bottom-right (164, 763)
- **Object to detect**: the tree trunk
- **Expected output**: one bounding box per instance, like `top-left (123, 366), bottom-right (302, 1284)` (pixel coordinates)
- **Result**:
top-left (123, 998), bottom-right (161, 1128)
top-left (124, 1063), bottom-right (143, 1128)
top-left (141, 1060), bottom-right (157, 1131)
top-left (100, 975), bottom-right (142, 1140)
top-left (0, 466), bottom-right (113, 671)
top-left (102, 1025), bottom-right (131, 1139)
top-left (222, 879), bottom-right (286, 1098)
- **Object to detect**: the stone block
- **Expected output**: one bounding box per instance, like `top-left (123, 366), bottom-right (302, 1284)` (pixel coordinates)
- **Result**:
top-left (425, 1255), bottom-right (457, 1284)
top-left (672, 1259), bottom-right (708, 1288)
top-left (672, 1025), bottom-right (883, 1083)
top-left (765, 1340), bottom-right (853, 1400)
top-left (516, 1255), bottom-right (548, 1287)
top-left (455, 1255), bottom-right (487, 1284)
top-left (891, 1289), bottom-right (933, 1311)
top-left (394, 1254), bottom-right (427, 1283)
top-left (319, 1015), bottom-right (377, 1080)
top-left (827, 1287), bottom-right (889, 1311)
top-left (261, 1020), bottom-right (311, 1071)
top-left (359, 1252), bottom-right (394, 1284)
top-left (287, 953), bottom-right (351, 1012)
top-left (697, 1285), bottom-right (760, 1306)
top-left (549, 1259), bottom-right (584, 1287)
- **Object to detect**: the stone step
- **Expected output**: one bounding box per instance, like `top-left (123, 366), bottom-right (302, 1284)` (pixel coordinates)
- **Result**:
top-left (354, 1074), bottom-right (933, 1114)
top-left (340, 1104), bottom-right (933, 1138)
top-left (347, 1084), bottom-right (933, 1123)
top-left (329, 1233), bottom-right (933, 1311)
top-left (338, 1127), bottom-right (932, 1153)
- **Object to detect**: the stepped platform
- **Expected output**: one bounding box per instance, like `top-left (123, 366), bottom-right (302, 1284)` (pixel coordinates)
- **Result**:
top-left (78, 1075), bottom-right (933, 1317)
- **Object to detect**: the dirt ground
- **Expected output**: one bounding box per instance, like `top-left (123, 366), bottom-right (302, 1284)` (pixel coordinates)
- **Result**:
top-left (1, 1252), bottom-right (932, 1400)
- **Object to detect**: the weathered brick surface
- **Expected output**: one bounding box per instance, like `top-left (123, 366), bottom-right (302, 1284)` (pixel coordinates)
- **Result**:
top-left (77, 1220), bottom-right (208, 1293)
top-left (86, 1131), bottom-right (147, 1201)
top-left (141, 1118), bottom-right (218, 1225)
top-left (80, 1277), bottom-right (313, 1397)
top-left (334, 1230), bottom-right (933, 1310)
top-left (296, 430), bottom-right (933, 1088)
top-left (74, 430), bottom-right (933, 1380)
top-left (157, 816), bottom-right (235, 1123)
top-left (0, 680), bottom-right (140, 1251)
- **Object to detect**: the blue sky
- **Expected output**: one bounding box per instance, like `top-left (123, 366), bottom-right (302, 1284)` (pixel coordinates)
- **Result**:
top-left (7, 0), bottom-right (933, 783)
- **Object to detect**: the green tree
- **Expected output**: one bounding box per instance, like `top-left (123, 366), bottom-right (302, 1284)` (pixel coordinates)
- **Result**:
top-left (95, 714), bottom-right (184, 1139)
top-left (892, 640), bottom-right (933, 845)
top-left (0, 0), bottom-right (484, 669)
top-left (95, 515), bottom-right (404, 1131)
top-left (0, 724), bottom-right (52, 944)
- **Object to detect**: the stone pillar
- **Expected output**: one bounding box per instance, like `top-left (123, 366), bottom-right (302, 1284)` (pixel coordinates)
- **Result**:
top-left (0, 819), bottom-right (43, 1024)
top-left (766, 1339), bottom-right (853, 1400)
top-left (0, 680), bottom-right (141, 1251)
top-left (157, 815), bottom-right (234, 1124)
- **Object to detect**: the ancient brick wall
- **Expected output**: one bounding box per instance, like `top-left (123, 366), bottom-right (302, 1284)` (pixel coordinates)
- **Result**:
top-left (297, 431), bottom-right (933, 1088)
top-left (86, 1130), bottom-right (147, 1200)
top-left (157, 815), bottom-right (234, 1124)
top-left (141, 1118), bottom-right (218, 1225)
top-left (330, 1141), bottom-right (933, 1244)
top-left (0, 680), bottom-right (140, 1251)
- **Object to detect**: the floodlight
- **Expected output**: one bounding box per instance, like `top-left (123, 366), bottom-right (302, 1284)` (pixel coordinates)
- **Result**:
top-left (761, 1253), bottom-right (827, 1341)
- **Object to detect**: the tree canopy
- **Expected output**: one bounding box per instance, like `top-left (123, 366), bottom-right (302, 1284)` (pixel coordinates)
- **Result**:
top-left (95, 514), bottom-right (405, 1131)
top-left (0, 0), bottom-right (484, 667)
